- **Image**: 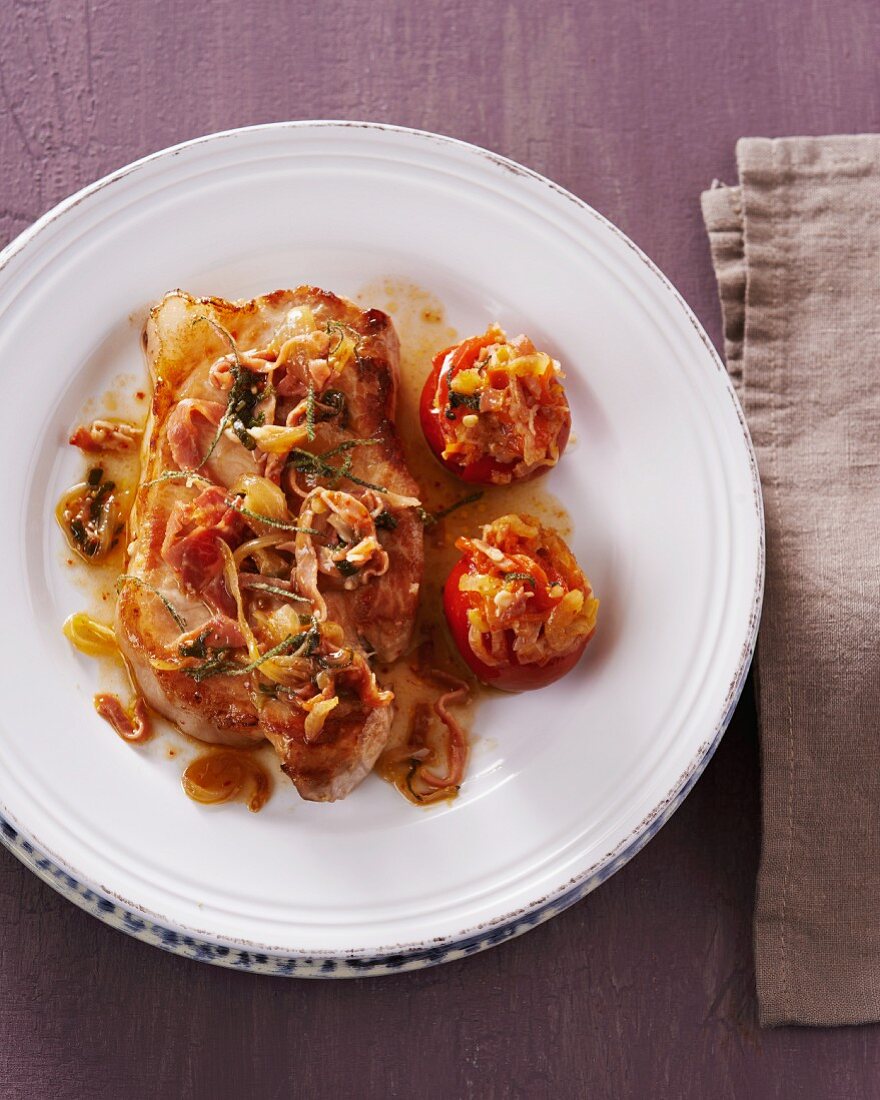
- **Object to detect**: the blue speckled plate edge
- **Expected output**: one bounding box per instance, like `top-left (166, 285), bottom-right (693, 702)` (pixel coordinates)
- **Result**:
top-left (0, 121), bottom-right (765, 978)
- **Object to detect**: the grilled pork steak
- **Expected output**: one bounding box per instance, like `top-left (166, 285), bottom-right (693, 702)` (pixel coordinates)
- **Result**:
top-left (117, 287), bottom-right (423, 801)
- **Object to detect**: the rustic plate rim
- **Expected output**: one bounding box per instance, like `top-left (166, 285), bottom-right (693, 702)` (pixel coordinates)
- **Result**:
top-left (0, 120), bottom-right (764, 977)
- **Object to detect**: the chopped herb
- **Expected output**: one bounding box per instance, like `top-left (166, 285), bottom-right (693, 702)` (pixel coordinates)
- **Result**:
top-left (61, 475), bottom-right (120, 560)
top-left (286, 449), bottom-right (334, 482)
top-left (243, 581), bottom-right (310, 602)
top-left (286, 437), bottom-right (387, 494)
top-left (448, 391), bottom-right (481, 412)
top-left (502, 572), bottom-right (536, 587)
top-left (89, 479), bottom-right (115, 522)
top-left (326, 319), bottom-right (362, 357)
top-left (374, 510), bottom-right (398, 531)
top-left (142, 470), bottom-right (214, 489)
top-left (290, 617), bottom-right (322, 658)
top-left (181, 649), bottom-right (231, 682)
top-left (305, 380), bottom-right (317, 442)
top-left (419, 491), bottom-right (483, 527)
top-left (116, 575), bottom-right (187, 631)
top-left (69, 517), bottom-right (88, 547)
top-left (182, 619), bottom-right (321, 682)
top-left (320, 389), bottom-right (347, 427)
top-left (179, 628), bottom-right (212, 659)
top-left (191, 315), bottom-right (270, 462)
top-left (335, 559), bottom-right (359, 578)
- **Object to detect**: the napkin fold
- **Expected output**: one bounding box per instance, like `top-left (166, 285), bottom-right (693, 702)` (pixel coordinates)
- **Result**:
top-left (702, 136), bottom-right (880, 1028)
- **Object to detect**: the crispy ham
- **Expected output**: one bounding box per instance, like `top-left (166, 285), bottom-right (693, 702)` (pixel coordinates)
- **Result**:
top-left (70, 418), bottom-right (141, 454)
top-left (117, 287), bottom-right (424, 801)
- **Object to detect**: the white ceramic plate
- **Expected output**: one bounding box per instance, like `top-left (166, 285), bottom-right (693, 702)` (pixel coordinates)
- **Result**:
top-left (0, 123), bottom-right (762, 976)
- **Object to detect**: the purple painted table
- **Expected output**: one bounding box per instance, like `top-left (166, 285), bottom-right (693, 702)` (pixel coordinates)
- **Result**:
top-left (2, 2), bottom-right (879, 1095)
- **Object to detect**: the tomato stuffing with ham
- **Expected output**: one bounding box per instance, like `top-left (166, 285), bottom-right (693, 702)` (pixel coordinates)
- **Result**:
top-left (443, 514), bottom-right (598, 691)
top-left (420, 325), bottom-right (571, 485)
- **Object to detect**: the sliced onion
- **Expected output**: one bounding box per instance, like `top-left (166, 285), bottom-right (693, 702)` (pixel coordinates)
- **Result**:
top-left (217, 540), bottom-right (261, 662)
top-left (229, 473), bottom-right (289, 522)
top-left (63, 612), bottom-right (120, 658)
top-left (233, 532), bottom-right (289, 566)
top-left (247, 424), bottom-right (310, 455)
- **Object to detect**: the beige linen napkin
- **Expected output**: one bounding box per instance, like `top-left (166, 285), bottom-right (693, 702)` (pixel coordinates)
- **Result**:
top-left (702, 136), bottom-right (880, 1027)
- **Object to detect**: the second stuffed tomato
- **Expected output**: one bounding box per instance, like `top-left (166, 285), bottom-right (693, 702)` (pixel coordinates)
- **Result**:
top-left (420, 325), bottom-right (571, 485)
top-left (443, 514), bottom-right (598, 692)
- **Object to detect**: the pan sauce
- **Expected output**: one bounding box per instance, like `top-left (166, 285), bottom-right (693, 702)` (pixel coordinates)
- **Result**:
top-left (359, 279), bottom-right (572, 804)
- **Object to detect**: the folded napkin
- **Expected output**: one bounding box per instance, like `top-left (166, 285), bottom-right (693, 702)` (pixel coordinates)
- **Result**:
top-left (702, 136), bottom-right (880, 1027)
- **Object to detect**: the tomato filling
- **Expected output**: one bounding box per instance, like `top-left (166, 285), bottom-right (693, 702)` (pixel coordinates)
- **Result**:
top-left (452, 514), bottom-right (598, 671)
top-left (425, 325), bottom-right (571, 484)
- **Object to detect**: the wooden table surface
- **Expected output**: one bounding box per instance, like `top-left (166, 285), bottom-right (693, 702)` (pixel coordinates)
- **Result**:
top-left (2, 1), bottom-right (879, 1096)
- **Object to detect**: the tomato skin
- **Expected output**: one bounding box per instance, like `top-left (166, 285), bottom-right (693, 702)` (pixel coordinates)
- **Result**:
top-left (443, 558), bottom-right (591, 692)
top-left (419, 341), bottom-right (571, 486)
top-left (418, 357), bottom-right (448, 463)
top-left (419, 345), bottom-right (516, 485)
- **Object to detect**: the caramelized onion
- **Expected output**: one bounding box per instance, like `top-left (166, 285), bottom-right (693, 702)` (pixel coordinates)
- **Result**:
top-left (230, 473), bottom-right (289, 522)
top-left (233, 532), bottom-right (289, 567)
top-left (379, 669), bottom-right (471, 806)
top-left (63, 612), bottom-right (120, 658)
top-left (56, 473), bottom-right (121, 562)
top-left (181, 750), bottom-right (271, 812)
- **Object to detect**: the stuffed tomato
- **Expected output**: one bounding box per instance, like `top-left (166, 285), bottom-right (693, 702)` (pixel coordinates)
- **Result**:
top-left (443, 514), bottom-right (598, 691)
top-left (420, 325), bottom-right (571, 485)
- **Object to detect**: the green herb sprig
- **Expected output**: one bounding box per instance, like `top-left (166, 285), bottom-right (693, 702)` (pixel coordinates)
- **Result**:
top-left (326, 319), bottom-right (363, 358)
top-left (287, 437), bottom-right (386, 494)
top-left (191, 315), bottom-right (269, 463)
top-left (447, 391), bottom-right (481, 414)
top-left (182, 618), bottom-right (321, 682)
top-left (502, 572), bottom-right (536, 587)
top-left (142, 470), bottom-right (214, 489)
top-left (374, 510), bottom-right (398, 531)
top-left (242, 581), bottom-right (310, 603)
top-left (305, 380), bottom-right (317, 442)
top-left (178, 628), bottom-right (212, 659)
top-left (116, 574), bottom-right (187, 631)
top-left (231, 503), bottom-right (318, 535)
top-left (418, 491), bottom-right (483, 528)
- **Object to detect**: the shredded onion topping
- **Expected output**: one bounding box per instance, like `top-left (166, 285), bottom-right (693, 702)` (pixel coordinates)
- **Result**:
top-left (456, 514), bottom-right (598, 667)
